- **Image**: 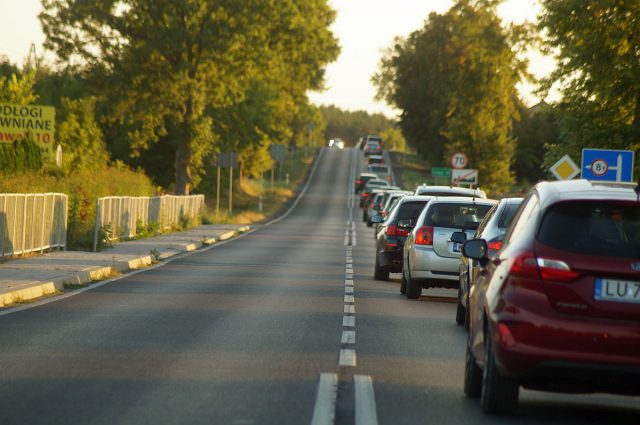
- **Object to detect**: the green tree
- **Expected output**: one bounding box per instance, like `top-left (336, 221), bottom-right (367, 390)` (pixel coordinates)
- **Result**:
top-left (374, 0), bottom-right (528, 193)
top-left (41, 0), bottom-right (338, 194)
top-left (57, 97), bottom-right (110, 170)
top-left (540, 1), bottom-right (640, 146)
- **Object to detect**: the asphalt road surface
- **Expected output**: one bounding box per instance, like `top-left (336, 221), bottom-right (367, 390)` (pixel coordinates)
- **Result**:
top-left (0, 148), bottom-right (638, 425)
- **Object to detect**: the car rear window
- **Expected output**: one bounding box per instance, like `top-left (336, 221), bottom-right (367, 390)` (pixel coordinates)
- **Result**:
top-left (369, 166), bottom-right (388, 173)
top-left (424, 203), bottom-right (493, 228)
top-left (417, 190), bottom-right (476, 197)
top-left (367, 181), bottom-right (388, 188)
top-left (498, 203), bottom-right (522, 228)
top-left (397, 201), bottom-right (428, 221)
top-left (537, 201), bottom-right (640, 258)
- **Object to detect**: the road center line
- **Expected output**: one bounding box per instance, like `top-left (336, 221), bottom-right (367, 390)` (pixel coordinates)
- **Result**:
top-left (344, 295), bottom-right (354, 303)
top-left (310, 373), bottom-right (338, 425)
top-left (344, 304), bottom-right (355, 314)
top-left (345, 279), bottom-right (353, 286)
top-left (339, 349), bottom-right (357, 367)
top-left (343, 316), bottom-right (355, 327)
top-left (354, 375), bottom-right (379, 425)
top-left (345, 286), bottom-right (354, 294)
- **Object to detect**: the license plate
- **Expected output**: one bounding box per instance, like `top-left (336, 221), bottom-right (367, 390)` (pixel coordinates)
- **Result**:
top-left (452, 242), bottom-right (461, 253)
top-left (594, 278), bottom-right (640, 304)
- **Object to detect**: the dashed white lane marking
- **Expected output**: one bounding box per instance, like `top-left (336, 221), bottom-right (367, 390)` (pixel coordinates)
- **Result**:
top-left (339, 349), bottom-right (357, 367)
top-left (354, 375), bottom-right (379, 425)
top-left (345, 279), bottom-right (353, 286)
top-left (344, 304), bottom-right (355, 314)
top-left (344, 295), bottom-right (355, 303)
top-left (343, 316), bottom-right (355, 327)
top-left (341, 330), bottom-right (356, 344)
top-left (310, 373), bottom-right (338, 425)
top-left (345, 286), bottom-right (354, 294)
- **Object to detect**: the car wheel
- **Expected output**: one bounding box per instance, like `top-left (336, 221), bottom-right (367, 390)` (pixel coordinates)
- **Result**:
top-left (374, 256), bottom-right (389, 281)
top-left (480, 336), bottom-right (519, 414)
top-left (366, 219), bottom-right (373, 228)
top-left (455, 282), bottom-right (466, 326)
top-left (405, 265), bottom-right (422, 299)
top-left (463, 334), bottom-right (482, 398)
top-left (400, 269), bottom-right (407, 294)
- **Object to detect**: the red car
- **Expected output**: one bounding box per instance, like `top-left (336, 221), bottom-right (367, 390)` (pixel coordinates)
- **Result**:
top-left (462, 180), bottom-right (640, 414)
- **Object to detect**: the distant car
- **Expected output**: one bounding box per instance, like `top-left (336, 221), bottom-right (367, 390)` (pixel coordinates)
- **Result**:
top-left (364, 141), bottom-right (382, 157)
top-left (452, 197), bottom-right (523, 329)
top-left (462, 180), bottom-right (640, 415)
top-left (360, 179), bottom-right (390, 207)
top-left (367, 164), bottom-right (391, 182)
top-left (328, 138), bottom-right (344, 149)
top-left (372, 196), bottom-right (434, 281)
top-left (355, 173), bottom-right (378, 194)
top-left (364, 191), bottom-right (387, 225)
top-left (402, 197), bottom-right (496, 298)
top-left (414, 185), bottom-right (486, 199)
top-left (367, 155), bottom-right (385, 165)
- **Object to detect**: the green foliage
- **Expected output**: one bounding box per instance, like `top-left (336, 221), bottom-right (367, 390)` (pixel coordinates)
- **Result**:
top-left (96, 224), bottom-right (114, 251)
top-left (41, 0), bottom-right (339, 195)
top-left (540, 1), bottom-right (640, 174)
top-left (0, 164), bottom-right (155, 250)
top-left (319, 105), bottom-right (403, 148)
top-left (374, 0), bottom-right (529, 193)
top-left (0, 137), bottom-right (43, 174)
top-left (136, 220), bottom-right (160, 239)
top-left (0, 69), bottom-right (38, 104)
top-left (57, 96), bottom-right (110, 170)
top-left (512, 102), bottom-right (560, 183)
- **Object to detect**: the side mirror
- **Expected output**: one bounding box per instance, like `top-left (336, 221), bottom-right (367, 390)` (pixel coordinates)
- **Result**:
top-left (462, 239), bottom-right (488, 262)
top-left (451, 231), bottom-right (467, 244)
top-left (370, 215), bottom-right (383, 224)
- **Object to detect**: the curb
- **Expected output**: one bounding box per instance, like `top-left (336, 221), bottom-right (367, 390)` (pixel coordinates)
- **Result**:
top-left (0, 225), bottom-right (249, 308)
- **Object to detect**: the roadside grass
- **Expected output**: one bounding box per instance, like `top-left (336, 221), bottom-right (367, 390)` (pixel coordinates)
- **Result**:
top-left (202, 148), bottom-right (318, 225)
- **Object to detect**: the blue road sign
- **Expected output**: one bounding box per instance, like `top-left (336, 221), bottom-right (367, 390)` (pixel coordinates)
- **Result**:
top-left (581, 148), bottom-right (634, 182)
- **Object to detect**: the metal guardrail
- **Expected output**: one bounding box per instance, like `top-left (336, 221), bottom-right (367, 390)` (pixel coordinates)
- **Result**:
top-left (92, 195), bottom-right (205, 251)
top-left (0, 193), bottom-right (68, 257)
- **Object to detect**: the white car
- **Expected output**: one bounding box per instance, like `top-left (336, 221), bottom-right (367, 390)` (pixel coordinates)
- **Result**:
top-left (328, 138), bottom-right (344, 149)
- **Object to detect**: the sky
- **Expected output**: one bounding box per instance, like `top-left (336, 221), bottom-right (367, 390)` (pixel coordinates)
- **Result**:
top-left (0, 0), bottom-right (554, 117)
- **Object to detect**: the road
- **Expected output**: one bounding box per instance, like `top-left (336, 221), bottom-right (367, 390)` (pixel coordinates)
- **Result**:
top-left (0, 148), bottom-right (638, 425)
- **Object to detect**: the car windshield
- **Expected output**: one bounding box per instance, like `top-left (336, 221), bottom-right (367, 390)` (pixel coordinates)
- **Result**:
top-left (424, 203), bottom-right (493, 228)
top-left (537, 201), bottom-right (640, 258)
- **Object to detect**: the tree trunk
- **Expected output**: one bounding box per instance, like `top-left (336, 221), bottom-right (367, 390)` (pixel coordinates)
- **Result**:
top-left (175, 140), bottom-right (191, 195)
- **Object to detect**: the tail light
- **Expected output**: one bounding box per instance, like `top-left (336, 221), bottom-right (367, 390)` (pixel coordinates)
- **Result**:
top-left (386, 225), bottom-right (397, 237)
top-left (415, 226), bottom-right (433, 245)
top-left (487, 240), bottom-right (502, 252)
top-left (356, 179), bottom-right (363, 185)
top-left (397, 227), bottom-right (410, 237)
top-left (510, 253), bottom-right (579, 282)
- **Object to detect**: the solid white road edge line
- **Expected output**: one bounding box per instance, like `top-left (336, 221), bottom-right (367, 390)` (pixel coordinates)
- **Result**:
top-left (310, 373), bottom-right (338, 425)
top-left (354, 375), bottom-right (379, 425)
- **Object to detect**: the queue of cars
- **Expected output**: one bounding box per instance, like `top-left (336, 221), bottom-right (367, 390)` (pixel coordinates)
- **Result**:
top-left (356, 146), bottom-right (640, 416)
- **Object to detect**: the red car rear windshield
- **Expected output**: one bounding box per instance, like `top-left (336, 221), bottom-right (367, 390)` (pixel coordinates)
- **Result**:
top-left (537, 201), bottom-right (640, 258)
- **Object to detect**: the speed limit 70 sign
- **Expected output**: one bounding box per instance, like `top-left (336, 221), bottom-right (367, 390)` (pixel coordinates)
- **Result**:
top-left (451, 152), bottom-right (468, 169)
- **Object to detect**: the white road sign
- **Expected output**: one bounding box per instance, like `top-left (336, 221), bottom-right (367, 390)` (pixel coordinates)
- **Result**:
top-left (450, 152), bottom-right (468, 169)
top-left (451, 169), bottom-right (478, 185)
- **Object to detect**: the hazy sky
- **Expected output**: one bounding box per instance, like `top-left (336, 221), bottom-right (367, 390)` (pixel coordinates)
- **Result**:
top-left (0, 0), bottom-right (553, 117)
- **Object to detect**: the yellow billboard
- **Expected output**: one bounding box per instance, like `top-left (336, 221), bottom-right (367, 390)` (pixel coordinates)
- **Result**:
top-left (0, 103), bottom-right (56, 160)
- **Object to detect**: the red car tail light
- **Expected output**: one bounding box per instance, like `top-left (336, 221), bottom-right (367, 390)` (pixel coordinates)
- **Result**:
top-left (537, 258), bottom-right (580, 282)
top-left (415, 226), bottom-right (433, 245)
top-left (386, 225), bottom-right (397, 237)
top-left (498, 323), bottom-right (516, 347)
top-left (510, 253), bottom-right (579, 282)
top-left (356, 179), bottom-right (363, 185)
top-left (488, 240), bottom-right (502, 252)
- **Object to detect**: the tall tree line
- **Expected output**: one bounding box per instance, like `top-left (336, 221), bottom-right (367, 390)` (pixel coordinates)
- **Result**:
top-left (39, 0), bottom-right (339, 194)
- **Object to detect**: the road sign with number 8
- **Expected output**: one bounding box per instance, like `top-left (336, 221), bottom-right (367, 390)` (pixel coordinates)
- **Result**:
top-left (451, 152), bottom-right (468, 169)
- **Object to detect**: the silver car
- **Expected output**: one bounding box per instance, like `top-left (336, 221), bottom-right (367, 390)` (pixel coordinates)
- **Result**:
top-left (452, 197), bottom-right (522, 328)
top-left (402, 197), bottom-right (496, 299)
